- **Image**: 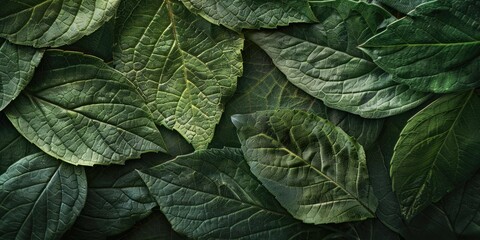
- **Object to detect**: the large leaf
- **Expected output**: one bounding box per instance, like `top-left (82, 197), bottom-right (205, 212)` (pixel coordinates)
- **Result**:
top-left (407, 205), bottom-right (456, 240)
top-left (0, 38), bottom-right (43, 111)
top-left (0, 114), bottom-right (39, 174)
top-left (114, 0), bottom-right (243, 149)
top-left (211, 41), bottom-right (383, 149)
top-left (351, 219), bottom-right (401, 240)
top-left (391, 91), bottom-right (480, 220)
top-left (138, 148), bottom-right (333, 239)
top-left (0, 153), bottom-right (87, 240)
top-left (361, 0), bottom-right (480, 93)
top-left (65, 153), bottom-right (172, 239)
top-left (233, 110), bottom-right (378, 224)
top-left (180, 0), bottom-right (316, 31)
top-left (376, 0), bottom-right (433, 14)
top-left (248, 0), bottom-right (429, 118)
top-left (5, 50), bottom-right (166, 166)
top-left (0, 0), bottom-right (120, 48)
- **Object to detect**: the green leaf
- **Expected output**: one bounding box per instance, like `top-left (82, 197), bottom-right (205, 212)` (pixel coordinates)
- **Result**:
top-left (114, 0), bottom-right (243, 150)
top-left (180, 0), bottom-right (317, 31)
top-left (211, 41), bottom-right (383, 149)
top-left (391, 90), bottom-right (480, 220)
top-left (66, 153), bottom-right (172, 239)
top-left (138, 148), bottom-right (333, 239)
top-left (5, 50), bottom-right (166, 166)
top-left (0, 0), bottom-right (120, 48)
top-left (442, 171), bottom-right (480, 237)
top-left (0, 38), bottom-right (43, 111)
top-left (233, 110), bottom-right (378, 224)
top-left (248, 0), bottom-right (429, 118)
top-left (0, 153), bottom-right (87, 239)
top-left (376, 0), bottom-right (433, 14)
top-left (351, 219), bottom-right (401, 240)
top-left (361, 0), bottom-right (480, 93)
top-left (0, 114), bottom-right (40, 174)
top-left (407, 205), bottom-right (456, 240)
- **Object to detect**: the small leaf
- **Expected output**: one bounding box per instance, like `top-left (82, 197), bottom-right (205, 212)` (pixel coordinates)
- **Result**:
top-left (138, 148), bottom-right (332, 239)
top-left (180, 0), bottom-right (317, 31)
top-left (233, 110), bottom-right (378, 224)
top-left (0, 0), bottom-right (120, 48)
top-left (248, 0), bottom-right (429, 118)
top-left (0, 38), bottom-right (43, 111)
top-left (391, 90), bottom-right (480, 220)
top-left (114, 0), bottom-right (243, 149)
top-left (361, 0), bottom-right (480, 93)
top-left (0, 153), bottom-right (87, 240)
top-left (6, 50), bottom-right (166, 166)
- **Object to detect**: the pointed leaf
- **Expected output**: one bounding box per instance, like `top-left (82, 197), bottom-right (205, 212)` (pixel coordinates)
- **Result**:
top-left (180, 0), bottom-right (317, 31)
top-left (0, 0), bottom-right (120, 48)
top-left (138, 148), bottom-right (333, 239)
top-left (361, 0), bottom-right (480, 93)
top-left (391, 90), bottom-right (480, 220)
top-left (376, 0), bottom-right (433, 14)
top-left (248, 0), bottom-right (429, 118)
top-left (233, 110), bottom-right (378, 224)
top-left (114, 0), bottom-right (243, 149)
top-left (5, 50), bottom-right (166, 166)
top-left (0, 153), bottom-right (87, 240)
top-left (0, 38), bottom-right (43, 111)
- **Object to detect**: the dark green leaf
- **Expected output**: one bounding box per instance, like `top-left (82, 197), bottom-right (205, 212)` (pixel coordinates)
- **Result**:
top-left (351, 219), bottom-right (401, 240)
top-left (407, 205), bottom-right (456, 240)
top-left (248, 0), bottom-right (429, 118)
top-left (0, 113), bottom-right (39, 174)
top-left (361, 0), bottom-right (480, 93)
top-left (233, 110), bottom-right (378, 224)
top-left (6, 50), bottom-right (166, 166)
top-left (0, 0), bottom-right (120, 48)
top-left (114, 0), bottom-right (243, 149)
top-left (0, 38), bottom-right (43, 111)
top-left (391, 91), bottom-right (480, 219)
top-left (138, 148), bottom-right (333, 239)
top-left (376, 0), bottom-right (433, 14)
top-left (0, 153), bottom-right (87, 239)
top-left (180, 0), bottom-right (317, 31)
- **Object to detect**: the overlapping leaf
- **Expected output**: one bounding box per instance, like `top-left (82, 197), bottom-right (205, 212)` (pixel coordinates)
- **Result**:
top-left (0, 153), bottom-right (87, 240)
top-left (180, 0), bottom-right (317, 31)
top-left (233, 110), bottom-right (378, 224)
top-left (248, 0), bottom-right (429, 118)
top-left (0, 0), bottom-right (120, 48)
top-left (114, 0), bottom-right (243, 149)
top-left (6, 50), bottom-right (166, 166)
top-left (391, 91), bottom-right (480, 220)
top-left (361, 0), bottom-right (480, 93)
top-left (376, 0), bottom-right (433, 13)
top-left (138, 148), bottom-right (333, 239)
top-left (0, 39), bottom-right (43, 111)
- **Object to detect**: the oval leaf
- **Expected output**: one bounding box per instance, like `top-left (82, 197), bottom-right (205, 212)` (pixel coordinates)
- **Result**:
top-left (391, 90), bottom-right (480, 220)
top-left (0, 39), bottom-right (43, 111)
top-left (233, 110), bottom-right (378, 224)
top-left (0, 0), bottom-right (120, 47)
top-left (0, 153), bottom-right (87, 240)
top-left (5, 50), bottom-right (166, 166)
top-left (248, 0), bottom-right (430, 118)
top-left (361, 0), bottom-right (480, 93)
top-left (138, 148), bottom-right (333, 239)
top-left (114, 0), bottom-right (243, 149)
top-left (180, 0), bottom-right (317, 31)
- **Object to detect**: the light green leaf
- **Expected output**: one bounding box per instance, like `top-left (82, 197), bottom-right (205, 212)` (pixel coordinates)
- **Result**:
top-left (5, 50), bottom-right (166, 166)
top-left (391, 90), bottom-right (480, 220)
top-left (376, 0), bottom-right (434, 13)
top-left (0, 153), bottom-right (87, 240)
top-left (248, 0), bottom-right (429, 118)
top-left (180, 0), bottom-right (317, 31)
top-left (138, 148), bottom-right (333, 239)
top-left (211, 41), bottom-right (383, 149)
top-left (114, 0), bottom-right (243, 150)
top-left (0, 0), bottom-right (120, 48)
top-left (0, 38), bottom-right (43, 111)
top-left (0, 113), bottom-right (39, 174)
top-left (361, 0), bottom-right (480, 93)
top-left (233, 110), bottom-right (378, 224)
